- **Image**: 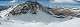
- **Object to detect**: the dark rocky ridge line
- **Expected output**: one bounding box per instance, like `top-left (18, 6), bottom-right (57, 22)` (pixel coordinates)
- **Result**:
top-left (9, 1), bottom-right (42, 15)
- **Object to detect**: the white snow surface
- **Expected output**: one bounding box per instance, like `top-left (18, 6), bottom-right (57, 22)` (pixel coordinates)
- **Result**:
top-left (0, 10), bottom-right (80, 27)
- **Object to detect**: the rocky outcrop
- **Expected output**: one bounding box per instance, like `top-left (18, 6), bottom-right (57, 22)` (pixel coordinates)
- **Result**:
top-left (62, 9), bottom-right (74, 16)
top-left (9, 1), bottom-right (41, 15)
top-left (49, 9), bottom-right (76, 16)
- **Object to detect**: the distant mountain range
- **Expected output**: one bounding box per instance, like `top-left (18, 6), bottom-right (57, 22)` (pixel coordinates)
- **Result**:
top-left (0, 6), bottom-right (10, 11)
top-left (0, 0), bottom-right (13, 1)
top-left (73, 0), bottom-right (80, 3)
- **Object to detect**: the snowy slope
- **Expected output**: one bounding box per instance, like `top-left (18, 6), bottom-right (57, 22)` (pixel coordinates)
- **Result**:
top-left (0, 2), bottom-right (79, 27)
top-left (0, 13), bottom-right (80, 27)
top-left (0, 10), bottom-right (80, 27)
top-left (8, 10), bottom-right (72, 23)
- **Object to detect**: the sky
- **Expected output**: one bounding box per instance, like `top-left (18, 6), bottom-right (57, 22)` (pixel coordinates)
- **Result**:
top-left (0, 0), bottom-right (26, 6)
top-left (0, 0), bottom-right (49, 5)
top-left (0, 0), bottom-right (50, 6)
top-left (0, 0), bottom-right (80, 8)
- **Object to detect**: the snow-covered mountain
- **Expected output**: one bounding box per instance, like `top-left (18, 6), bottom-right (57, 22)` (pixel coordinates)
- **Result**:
top-left (0, 0), bottom-right (80, 27)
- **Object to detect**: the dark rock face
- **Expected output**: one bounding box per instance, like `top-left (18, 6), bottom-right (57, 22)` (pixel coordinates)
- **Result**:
top-left (49, 9), bottom-right (74, 16)
top-left (9, 1), bottom-right (41, 15)
top-left (10, 5), bottom-right (30, 15)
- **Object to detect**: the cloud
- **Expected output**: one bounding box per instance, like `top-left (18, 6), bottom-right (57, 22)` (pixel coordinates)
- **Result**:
top-left (10, 0), bottom-right (16, 3)
top-left (76, 0), bottom-right (80, 1)
top-left (49, 0), bottom-right (76, 3)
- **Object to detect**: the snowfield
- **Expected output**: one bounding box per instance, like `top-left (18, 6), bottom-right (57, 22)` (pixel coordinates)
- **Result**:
top-left (0, 0), bottom-right (80, 27)
top-left (0, 10), bottom-right (80, 27)
top-left (0, 18), bottom-right (80, 27)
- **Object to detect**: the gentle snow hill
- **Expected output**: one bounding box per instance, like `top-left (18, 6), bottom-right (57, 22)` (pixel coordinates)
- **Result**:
top-left (49, 18), bottom-right (80, 27)
top-left (0, 16), bottom-right (80, 27)
top-left (7, 10), bottom-right (73, 23)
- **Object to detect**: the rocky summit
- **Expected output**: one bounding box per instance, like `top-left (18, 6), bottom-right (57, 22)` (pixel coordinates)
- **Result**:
top-left (8, 1), bottom-right (80, 18)
top-left (9, 1), bottom-right (41, 15)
